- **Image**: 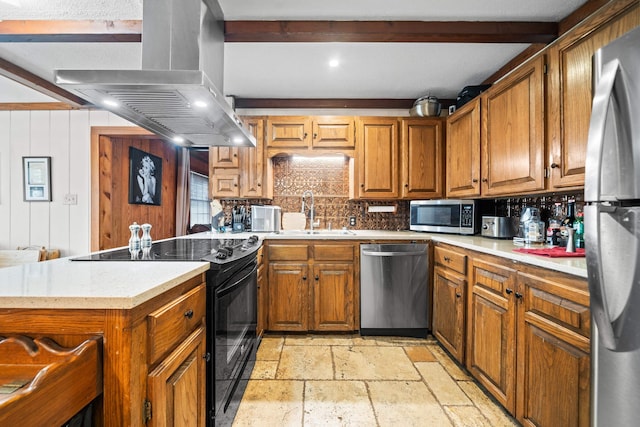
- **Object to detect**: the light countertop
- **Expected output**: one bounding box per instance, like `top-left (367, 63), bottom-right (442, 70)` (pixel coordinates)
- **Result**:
top-left (0, 230), bottom-right (586, 311)
top-left (0, 257), bottom-right (209, 310)
top-left (191, 229), bottom-right (587, 278)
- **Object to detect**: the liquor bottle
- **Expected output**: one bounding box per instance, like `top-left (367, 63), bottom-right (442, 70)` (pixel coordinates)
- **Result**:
top-left (547, 203), bottom-right (563, 246)
top-left (574, 211), bottom-right (584, 249)
top-left (563, 199), bottom-right (576, 229)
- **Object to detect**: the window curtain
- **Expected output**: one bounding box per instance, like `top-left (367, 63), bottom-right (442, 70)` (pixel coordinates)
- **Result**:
top-left (175, 147), bottom-right (191, 236)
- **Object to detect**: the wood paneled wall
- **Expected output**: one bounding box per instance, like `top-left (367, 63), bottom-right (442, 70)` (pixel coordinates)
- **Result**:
top-left (96, 135), bottom-right (177, 250)
top-left (0, 109), bottom-right (134, 256)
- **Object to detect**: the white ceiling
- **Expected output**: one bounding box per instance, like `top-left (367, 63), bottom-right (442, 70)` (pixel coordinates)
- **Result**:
top-left (0, 0), bottom-right (588, 104)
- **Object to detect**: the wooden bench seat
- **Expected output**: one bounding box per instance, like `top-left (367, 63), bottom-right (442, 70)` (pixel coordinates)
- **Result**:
top-left (0, 335), bottom-right (102, 426)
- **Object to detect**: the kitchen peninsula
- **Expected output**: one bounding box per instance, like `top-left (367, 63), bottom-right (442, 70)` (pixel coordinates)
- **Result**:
top-left (0, 232), bottom-right (588, 426)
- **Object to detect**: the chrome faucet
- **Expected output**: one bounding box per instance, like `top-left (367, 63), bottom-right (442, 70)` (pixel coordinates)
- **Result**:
top-left (301, 190), bottom-right (320, 231)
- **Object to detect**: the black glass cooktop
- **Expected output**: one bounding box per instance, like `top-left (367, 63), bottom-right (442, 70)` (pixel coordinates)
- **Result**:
top-left (71, 237), bottom-right (259, 263)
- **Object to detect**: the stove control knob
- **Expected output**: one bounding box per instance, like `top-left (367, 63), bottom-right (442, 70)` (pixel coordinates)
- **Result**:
top-left (223, 246), bottom-right (234, 256)
top-left (216, 251), bottom-right (228, 260)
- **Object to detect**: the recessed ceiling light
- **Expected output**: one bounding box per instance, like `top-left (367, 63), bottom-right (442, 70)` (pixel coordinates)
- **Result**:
top-left (329, 59), bottom-right (340, 68)
top-left (173, 136), bottom-right (185, 144)
top-left (193, 100), bottom-right (208, 108)
top-left (233, 137), bottom-right (244, 144)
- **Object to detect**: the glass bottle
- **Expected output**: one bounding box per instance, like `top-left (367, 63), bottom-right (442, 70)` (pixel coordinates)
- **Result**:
top-left (574, 211), bottom-right (584, 249)
top-left (547, 203), bottom-right (563, 246)
top-left (560, 199), bottom-right (576, 246)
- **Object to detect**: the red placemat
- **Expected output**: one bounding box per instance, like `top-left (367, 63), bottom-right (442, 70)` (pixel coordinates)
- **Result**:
top-left (513, 247), bottom-right (585, 258)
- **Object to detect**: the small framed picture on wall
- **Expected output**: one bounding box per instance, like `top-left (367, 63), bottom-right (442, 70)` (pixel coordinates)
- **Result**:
top-left (129, 147), bottom-right (162, 206)
top-left (23, 156), bottom-right (52, 202)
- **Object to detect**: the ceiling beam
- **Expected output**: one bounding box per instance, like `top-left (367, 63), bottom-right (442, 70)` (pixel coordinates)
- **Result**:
top-left (225, 21), bottom-right (558, 43)
top-left (0, 57), bottom-right (90, 107)
top-left (234, 98), bottom-right (456, 110)
top-left (0, 20), bottom-right (142, 42)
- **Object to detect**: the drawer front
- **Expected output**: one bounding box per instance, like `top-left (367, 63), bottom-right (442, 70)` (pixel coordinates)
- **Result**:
top-left (434, 246), bottom-right (467, 275)
top-left (519, 272), bottom-right (590, 338)
top-left (148, 284), bottom-right (206, 364)
top-left (268, 244), bottom-right (310, 261)
top-left (314, 244), bottom-right (354, 261)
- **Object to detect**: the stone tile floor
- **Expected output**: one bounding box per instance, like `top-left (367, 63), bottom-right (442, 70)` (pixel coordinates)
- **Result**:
top-left (233, 334), bottom-right (519, 426)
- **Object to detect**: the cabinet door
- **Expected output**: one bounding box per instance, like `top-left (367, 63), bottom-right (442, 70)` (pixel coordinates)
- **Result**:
top-left (312, 263), bottom-right (355, 331)
top-left (268, 262), bottom-right (309, 331)
top-left (312, 116), bottom-right (355, 149)
top-left (210, 146), bottom-right (239, 168)
top-left (266, 116), bottom-right (312, 149)
top-left (147, 326), bottom-right (207, 427)
top-left (547, 5), bottom-right (639, 189)
top-left (516, 272), bottom-right (591, 427)
top-left (467, 258), bottom-right (517, 413)
top-left (241, 118), bottom-right (265, 198)
top-left (357, 118), bottom-right (399, 198)
top-left (400, 118), bottom-right (445, 199)
top-left (482, 55), bottom-right (545, 196)
top-left (432, 266), bottom-right (466, 363)
top-left (446, 98), bottom-right (481, 197)
top-left (210, 173), bottom-right (239, 198)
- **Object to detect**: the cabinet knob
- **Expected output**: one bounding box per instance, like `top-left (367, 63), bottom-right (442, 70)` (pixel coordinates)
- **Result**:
top-left (360, 184), bottom-right (364, 188)
top-left (184, 309), bottom-right (194, 319)
top-left (455, 293), bottom-right (462, 298)
top-left (443, 256), bottom-right (451, 262)
top-left (315, 275), bottom-right (319, 281)
top-left (302, 275), bottom-right (307, 281)
top-left (482, 178), bottom-right (488, 183)
top-left (234, 183), bottom-right (238, 187)
top-left (515, 292), bottom-right (523, 299)
top-left (257, 183), bottom-right (261, 187)
top-left (233, 153), bottom-right (238, 157)
top-left (550, 162), bottom-right (559, 168)
top-left (472, 178), bottom-right (478, 183)
top-left (313, 133), bottom-right (318, 139)
top-left (404, 184), bottom-right (409, 187)
top-left (505, 288), bottom-right (513, 295)
top-left (203, 352), bottom-right (211, 362)
top-left (303, 133), bottom-right (308, 139)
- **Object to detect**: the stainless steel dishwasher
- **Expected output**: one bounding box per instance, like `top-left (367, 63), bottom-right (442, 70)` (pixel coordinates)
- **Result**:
top-left (360, 243), bottom-right (429, 337)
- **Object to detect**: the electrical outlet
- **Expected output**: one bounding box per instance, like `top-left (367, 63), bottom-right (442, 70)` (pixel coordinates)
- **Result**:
top-left (349, 216), bottom-right (356, 226)
top-left (63, 193), bottom-right (78, 205)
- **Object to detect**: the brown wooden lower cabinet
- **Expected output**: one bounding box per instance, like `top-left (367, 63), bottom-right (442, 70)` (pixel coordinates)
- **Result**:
top-left (0, 274), bottom-right (207, 427)
top-left (265, 241), bottom-right (357, 332)
top-left (516, 271), bottom-right (591, 427)
top-left (467, 257), bottom-right (517, 413)
top-left (460, 251), bottom-right (590, 427)
top-left (432, 244), bottom-right (468, 363)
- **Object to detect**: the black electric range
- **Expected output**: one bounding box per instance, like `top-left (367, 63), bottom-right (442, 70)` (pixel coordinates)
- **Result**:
top-left (73, 236), bottom-right (261, 426)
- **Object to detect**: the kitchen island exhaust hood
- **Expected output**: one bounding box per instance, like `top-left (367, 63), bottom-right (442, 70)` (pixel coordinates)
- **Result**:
top-left (54, 0), bottom-right (255, 148)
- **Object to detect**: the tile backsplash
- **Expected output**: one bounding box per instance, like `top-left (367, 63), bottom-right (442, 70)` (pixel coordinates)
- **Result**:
top-left (220, 156), bottom-right (410, 231)
top-left (215, 156), bottom-right (584, 231)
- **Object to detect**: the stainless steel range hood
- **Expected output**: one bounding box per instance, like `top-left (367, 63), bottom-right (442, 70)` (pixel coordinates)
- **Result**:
top-left (54, 0), bottom-right (255, 147)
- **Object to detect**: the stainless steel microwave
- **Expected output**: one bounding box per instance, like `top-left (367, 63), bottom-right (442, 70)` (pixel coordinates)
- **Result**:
top-left (410, 200), bottom-right (479, 234)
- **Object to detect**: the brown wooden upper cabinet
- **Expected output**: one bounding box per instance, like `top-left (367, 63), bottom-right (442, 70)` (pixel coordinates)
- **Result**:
top-left (446, 98), bottom-right (481, 198)
top-left (355, 117), bottom-right (399, 199)
top-left (546, 4), bottom-right (639, 190)
top-left (210, 117), bottom-right (265, 199)
top-left (400, 118), bottom-right (445, 199)
top-left (266, 116), bottom-right (355, 155)
top-left (353, 117), bottom-right (445, 200)
top-left (481, 54), bottom-right (546, 196)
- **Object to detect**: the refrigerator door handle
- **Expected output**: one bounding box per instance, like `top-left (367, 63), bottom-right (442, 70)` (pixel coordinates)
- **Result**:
top-left (584, 58), bottom-right (626, 202)
top-left (585, 204), bottom-right (619, 350)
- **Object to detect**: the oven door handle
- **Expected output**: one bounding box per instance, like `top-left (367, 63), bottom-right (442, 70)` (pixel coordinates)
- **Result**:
top-left (216, 263), bottom-right (257, 298)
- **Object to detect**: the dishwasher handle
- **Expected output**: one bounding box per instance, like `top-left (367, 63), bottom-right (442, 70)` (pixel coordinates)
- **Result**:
top-left (361, 250), bottom-right (425, 257)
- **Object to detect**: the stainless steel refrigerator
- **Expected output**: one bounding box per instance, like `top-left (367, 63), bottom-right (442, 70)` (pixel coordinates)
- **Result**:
top-left (585, 25), bottom-right (640, 427)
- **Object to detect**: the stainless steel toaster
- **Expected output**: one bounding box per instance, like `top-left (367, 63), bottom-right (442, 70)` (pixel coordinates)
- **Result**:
top-left (481, 216), bottom-right (519, 239)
